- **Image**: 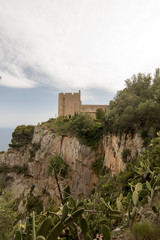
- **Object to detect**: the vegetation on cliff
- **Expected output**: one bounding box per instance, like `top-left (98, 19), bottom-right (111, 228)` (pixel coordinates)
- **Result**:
top-left (40, 69), bottom-right (160, 150)
top-left (0, 192), bottom-right (17, 240)
top-left (43, 113), bottom-right (102, 149)
top-left (4, 131), bottom-right (159, 240)
top-left (104, 68), bottom-right (160, 144)
top-left (2, 68), bottom-right (160, 239)
top-left (9, 125), bottom-right (34, 148)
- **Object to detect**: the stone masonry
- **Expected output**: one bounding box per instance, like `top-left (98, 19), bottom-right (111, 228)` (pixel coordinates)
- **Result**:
top-left (58, 90), bottom-right (109, 118)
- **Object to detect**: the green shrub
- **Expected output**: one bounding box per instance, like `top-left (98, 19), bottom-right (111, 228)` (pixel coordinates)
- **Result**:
top-left (9, 125), bottom-right (34, 148)
top-left (140, 131), bottom-right (160, 170)
top-left (43, 114), bottom-right (103, 149)
top-left (69, 113), bottom-right (102, 149)
top-left (48, 154), bottom-right (68, 178)
top-left (121, 148), bottom-right (131, 162)
top-left (26, 194), bottom-right (43, 213)
top-left (0, 164), bottom-right (8, 173)
top-left (96, 108), bottom-right (105, 120)
top-left (48, 116), bottom-right (71, 134)
top-left (0, 164), bottom-right (28, 174)
top-left (29, 142), bottom-right (41, 161)
top-left (104, 69), bottom-right (160, 144)
top-left (0, 192), bottom-right (18, 240)
top-left (0, 151), bottom-right (5, 154)
top-left (92, 156), bottom-right (105, 176)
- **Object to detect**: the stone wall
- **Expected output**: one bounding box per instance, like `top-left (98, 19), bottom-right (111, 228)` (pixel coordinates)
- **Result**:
top-left (58, 90), bottom-right (109, 118)
top-left (80, 105), bottom-right (109, 118)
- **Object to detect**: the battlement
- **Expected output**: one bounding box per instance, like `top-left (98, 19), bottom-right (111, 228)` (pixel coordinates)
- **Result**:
top-left (58, 90), bottom-right (81, 117)
top-left (58, 90), bottom-right (109, 118)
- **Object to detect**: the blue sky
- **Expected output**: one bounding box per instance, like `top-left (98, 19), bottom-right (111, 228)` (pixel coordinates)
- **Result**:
top-left (0, 0), bottom-right (160, 128)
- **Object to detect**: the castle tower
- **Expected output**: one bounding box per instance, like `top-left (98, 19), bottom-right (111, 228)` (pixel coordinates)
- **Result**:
top-left (58, 90), bottom-right (81, 117)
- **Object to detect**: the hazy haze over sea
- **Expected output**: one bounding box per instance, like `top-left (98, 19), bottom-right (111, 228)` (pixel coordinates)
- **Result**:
top-left (0, 128), bottom-right (14, 151)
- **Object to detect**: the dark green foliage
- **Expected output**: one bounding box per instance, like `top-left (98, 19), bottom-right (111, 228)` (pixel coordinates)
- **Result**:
top-left (61, 204), bottom-right (68, 221)
top-left (80, 218), bottom-right (88, 236)
top-left (0, 192), bottom-right (18, 240)
top-left (26, 194), bottom-right (43, 214)
top-left (12, 165), bottom-right (28, 174)
top-left (121, 148), bottom-right (131, 162)
top-left (63, 185), bottom-right (71, 203)
top-left (48, 154), bottom-right (68, 178)
top-left (29, 142), bottom-right (41, 161)
top-left (98, 163), bottom-right (136, 203)
top-left (43, 114), bottom-right (103, 149)
top-left (139, 132), bottom-right (160, 169)
top-left (102, 225), bottom-right (111, 240)
top-left (0, 164), bottom-right (8, 173)
top-left (104, 69), bottom-right (160, 144)
top-left (0, 164), bottom-right (28, 174)
top-left (14, 231), bottom-right (22, 240)
top-left (96, 108), bottom-right (105, 120)
top-left (46, 221), bottom-right (64, 240)
top-left (43, 116), bottom-right (70, 134)
top-left (69, 113), bottom-right (102, 149)
top-left (0, 151), bottom-right (5, 154)
top-left (92, 156), bottom-right (105, 176)
top-left (11, 131), bottom-right (160, 239)
top-left (16, 203), bottom-right (85, 240)
top-left (9, 125), bottom-right (34, 148)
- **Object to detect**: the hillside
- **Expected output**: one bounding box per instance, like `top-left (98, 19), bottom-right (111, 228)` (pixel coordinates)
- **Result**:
top-left (1, 69), bottom-right (160, 240)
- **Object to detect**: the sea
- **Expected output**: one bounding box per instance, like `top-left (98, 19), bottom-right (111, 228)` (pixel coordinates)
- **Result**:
top-left (0, 128), bottom-right (14, 152)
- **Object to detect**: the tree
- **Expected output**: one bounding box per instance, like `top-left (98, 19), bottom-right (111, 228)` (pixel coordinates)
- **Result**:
top-left (9, 125), bottom-right (34, 148)
top-left (104, 69), bottom-right (160, 144)
top-left (48, 154), bottom-right (68, 205)
top-left (140, 131), bottom-right (160, 169)
top-left (69, 113), bottom-right (102, 148)
top-left (96, 108), bottom-right (105, 121)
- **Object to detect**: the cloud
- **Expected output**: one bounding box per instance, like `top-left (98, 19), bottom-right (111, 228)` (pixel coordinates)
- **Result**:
top-left (0, 0), bottom-right (160, 92)
top-left (0, 72), bottom-right (36, 88)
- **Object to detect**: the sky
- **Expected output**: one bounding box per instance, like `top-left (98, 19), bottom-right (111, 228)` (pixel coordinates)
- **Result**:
top-left (0, 0), bottom-right (160, 128)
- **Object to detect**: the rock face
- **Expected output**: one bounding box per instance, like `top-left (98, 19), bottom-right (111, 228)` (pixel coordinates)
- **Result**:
top-left (0, 125), bottom-right (144, 214)
top-left (103, 133), bottom-right (144, 175)
top-left (0, 125), bottom-right (97, 213)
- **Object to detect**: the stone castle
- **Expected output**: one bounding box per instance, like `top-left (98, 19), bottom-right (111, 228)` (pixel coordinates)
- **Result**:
top-left (58, 90), bottom-right (109, 118)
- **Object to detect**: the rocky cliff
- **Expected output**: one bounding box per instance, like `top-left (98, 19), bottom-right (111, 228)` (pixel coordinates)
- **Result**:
top-left (103, 133), bottom-right (144, 174)
top-left (0, 125), bottom-right (98, 214)
top-left (0, 125), bottom-right (144, 214)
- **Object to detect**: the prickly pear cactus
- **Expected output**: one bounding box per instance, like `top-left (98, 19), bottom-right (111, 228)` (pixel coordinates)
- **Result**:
top-left (102, 225), bottom-right (111, 240)
top-left (36, 237), bottom-right (46, 240)
top-left (132, 191), bottom-right (139, 206)
top-left (61, 204), bottom-right (68, 221)
top-left (37, 218), bottom-right (52, 238)
top-left (14, 230), bottom-right (22, 240)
